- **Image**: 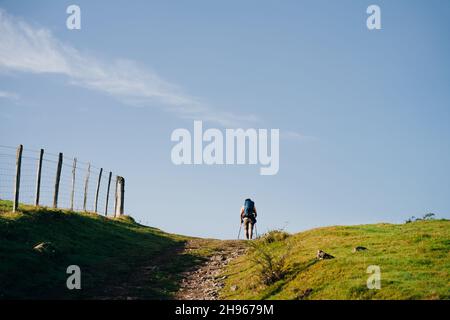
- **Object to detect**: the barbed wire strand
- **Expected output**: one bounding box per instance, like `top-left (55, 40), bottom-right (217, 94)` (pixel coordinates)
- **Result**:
top-left (0, 145), bottom-right (121, 217)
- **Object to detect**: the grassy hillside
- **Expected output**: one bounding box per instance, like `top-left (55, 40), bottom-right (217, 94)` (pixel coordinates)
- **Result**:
top-left (220, 220), bottom-right (450, 300)
top-left (1, 199), bottom-right (449, 300)
top-left (0, 200), bottom-right (214, 299)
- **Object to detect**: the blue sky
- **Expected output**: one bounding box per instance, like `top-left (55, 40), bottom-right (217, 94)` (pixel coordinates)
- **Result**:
top-left (1, 1), bottom-right (449, 238)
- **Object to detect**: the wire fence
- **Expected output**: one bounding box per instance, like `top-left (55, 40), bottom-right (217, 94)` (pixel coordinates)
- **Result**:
top-left (0, 145), bottom-right (125, 217)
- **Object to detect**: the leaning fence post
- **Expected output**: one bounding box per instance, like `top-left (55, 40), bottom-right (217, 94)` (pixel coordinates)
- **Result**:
top-left (83, 163), bottom-right (91, 211)
top-left (70, 158), bottom-right (77, 211)
top-left (34, 148), bottom-right (44, 206)
top-left (114, 176), bottom-right (125, 217)
top-left (94, 168), bottom-right (103, 213)
top-left (105, 171), bottom-right (112, 216)
top-left (13, 144), bottom-right (23, 212)
top-left (53, 152), bottom-right (63, 208)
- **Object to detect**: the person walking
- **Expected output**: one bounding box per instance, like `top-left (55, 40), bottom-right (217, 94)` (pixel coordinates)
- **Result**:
top-left (240, 198), bottom-right (257, 240)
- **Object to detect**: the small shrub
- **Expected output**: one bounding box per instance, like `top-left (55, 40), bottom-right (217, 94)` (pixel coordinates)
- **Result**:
top-left (406, 213), bottom-right (436, 223)
top-left (423, 213), bottom-right (435, 220)
top-left (248, 239), bottom-right (291, 286)
top-left (261, 230), bottom-right (290, 244)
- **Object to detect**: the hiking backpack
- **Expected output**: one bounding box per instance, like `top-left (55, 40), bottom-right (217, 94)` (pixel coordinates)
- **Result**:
top-left (243, 199), bottom-right (255, 218)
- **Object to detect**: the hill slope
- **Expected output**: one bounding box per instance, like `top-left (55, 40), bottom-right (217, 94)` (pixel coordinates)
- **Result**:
top-left (0, 200), bottom-right (226, 299)
top-left (220, 220), bottom-right (450, 300)
top-left (1, 200), bottom-right (448, 300)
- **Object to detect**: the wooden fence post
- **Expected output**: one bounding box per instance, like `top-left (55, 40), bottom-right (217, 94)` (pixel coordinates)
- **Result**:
top-left (53, 152), bottom-right (63, 208)
top-left (34, 148), bottom-right (44, 206)
top-left (13, 144), bottom-right (23, 212)
top-left (83, 163), bottom-right (91, 211)
top-left (105, 171), bottom-right (112, 216)
top-left (94, 168), bottom-right (103, 213)
top-left (114, 176), bottom-right (125, 217)
top-left (114, 176), bottom-right (118, 216)
top-left (70, 158), bottom-right (77, 211)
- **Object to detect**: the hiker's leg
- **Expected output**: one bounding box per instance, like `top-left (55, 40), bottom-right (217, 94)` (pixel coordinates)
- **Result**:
top-left (249, 222), bottom-right (253, 239)
top-left (244, 219), bottom-right (250, 239)
top-left (245, 223), bottom-right (249, 239)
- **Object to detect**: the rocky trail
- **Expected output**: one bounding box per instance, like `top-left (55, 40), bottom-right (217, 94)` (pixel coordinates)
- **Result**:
top-left (175, 239), bottom-right (247, 300)
top-left (95, 238), bottom-right (247, 300)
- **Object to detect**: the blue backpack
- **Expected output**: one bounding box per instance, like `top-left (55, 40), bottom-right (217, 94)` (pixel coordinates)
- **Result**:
top-left (243, 199), bottom-right (255, 219)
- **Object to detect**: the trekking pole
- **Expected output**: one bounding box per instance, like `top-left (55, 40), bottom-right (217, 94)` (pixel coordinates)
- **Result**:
top-left (237, 222), bottom-right (242, 239)
top-left (254, 225), bottom-right (258, 239)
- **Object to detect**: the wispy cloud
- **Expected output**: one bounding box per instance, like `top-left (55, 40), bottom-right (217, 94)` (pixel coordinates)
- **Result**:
top-left (281, 130), bottom-right (318, 142)
top-left (0, 90), bottom-right (19, 101)
top-left (0, 9), bottom-right (259, 127)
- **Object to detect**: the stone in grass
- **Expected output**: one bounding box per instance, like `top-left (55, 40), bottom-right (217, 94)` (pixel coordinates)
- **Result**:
top-left (352, 246), bottom-right (368, 253)
top-left (230, 285), bottom-right (238, 291)
top-left (33, 242), bottom-right (57, 256)
top-left (316, 250), bottom-right (334, 260)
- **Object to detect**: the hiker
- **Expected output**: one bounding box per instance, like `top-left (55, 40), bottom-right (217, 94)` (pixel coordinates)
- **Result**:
top-left (240, 198), bottom-right (257, 240)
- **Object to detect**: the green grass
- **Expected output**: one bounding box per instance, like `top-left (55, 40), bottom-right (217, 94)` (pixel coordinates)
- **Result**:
top-left (220, 221), bottom-right (450, 300)
top-left (2, 199), bottom-right (449, 300)
top-left (0, 200), bottom-right (210, 299)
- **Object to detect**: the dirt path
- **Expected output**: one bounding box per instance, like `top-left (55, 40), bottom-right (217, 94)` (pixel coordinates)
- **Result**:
top-left (94, 238), bottom-right (246, 300)
top-left (175, 239), bottom-right (247, 300)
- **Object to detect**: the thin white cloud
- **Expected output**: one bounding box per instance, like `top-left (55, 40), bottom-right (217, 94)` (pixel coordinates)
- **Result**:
top-left (0, 90), bottom-right (19, 100)
top-left (0, 9), bottom-right (259, 127)
top-left (281, 130), bottom-right (318, 142)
